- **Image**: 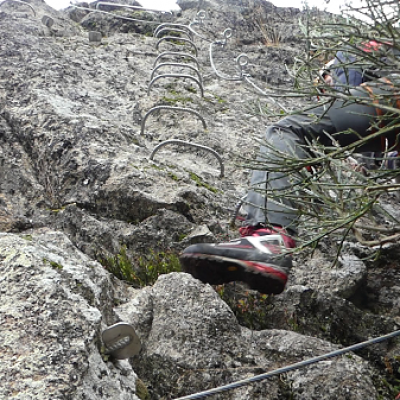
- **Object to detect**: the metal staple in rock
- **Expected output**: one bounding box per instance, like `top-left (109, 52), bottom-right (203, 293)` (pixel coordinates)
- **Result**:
top-left (208, 30), bottom-right (248, 82)
top-left (188, 11), bottom-right (212, 43)
top-left (205, 23), bottom-right (288, 110)
top-left (153, 52), bottom-right (200, 70)
top-left (154, 23), bottom-right (192, 38)
top-left (0, 0), bottom-right (36, 16)
top-left (155, 28), bottom-right (193, 41)
top-left (244, 75), bottom-right (287, 111)
top-left (154, 11), bottom-right (211, 44)
top-left (140, 106), bottom-right (207, 136)
top-left (150, 139), bottom-right (224, 178)
top-left (95, 1), bottom-right (172, 14)
top-left (145, 20), bottom-right (225, 179)
top-left (173, 329), bottom-right (400, 400)
top-left (156, 37), bottom-right (198, 56)
top-left (151, 62), bottom-right (202, 83)
top-left (147, 74), bottom-right (204, 97)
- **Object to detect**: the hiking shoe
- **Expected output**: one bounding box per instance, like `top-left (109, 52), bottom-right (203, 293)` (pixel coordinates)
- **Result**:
top-left (180, 226), bottom-right (296, 294)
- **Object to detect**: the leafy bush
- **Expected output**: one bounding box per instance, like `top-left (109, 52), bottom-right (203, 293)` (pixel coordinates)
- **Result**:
top-left (243, 0), bottom-right (400, 259)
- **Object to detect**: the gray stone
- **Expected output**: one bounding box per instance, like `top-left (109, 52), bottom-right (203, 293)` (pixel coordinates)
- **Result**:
top-left (89, 30), bottom-right (102, 43)
top-left (117, 273), bottom-right (382, 399)
top-left (176, 0), bottom-right (200, 10)
top-left (291, 253), bottom-right (367, 299)
top-left (0, 230), bottom-right (140, 400)
top-left (183, 224), bottom-right (216, 244)
top-left (0, 0), bottom-right (399, 398)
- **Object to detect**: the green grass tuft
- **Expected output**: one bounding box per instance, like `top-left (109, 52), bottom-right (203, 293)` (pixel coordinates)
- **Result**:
top-left (100, 246), bottom-right (181, 287)
top-left (188, 172), bottom-right (219, 193)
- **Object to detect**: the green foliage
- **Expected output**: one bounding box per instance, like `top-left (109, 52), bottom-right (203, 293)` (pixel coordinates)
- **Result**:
top-left (101, 246), bottom-right (181, 287)
top-left (216, 285), bottom-right (272, 330)
top-left (100, 345), bottom-right (110, 362)
top-left (377, 356), bottom-right (400, 398)
top-left (177, 233), bottom-right (187, 241)
top-left (136, 250), bottom-right (182, 286)
top-left (185, 86), bottom-right (198, 94)
top-left (377, 374), bottom-right (400, 400)
top-left (214, 94), bottom-right (226, 103)
top-left (149, 164), bottom-right (179, 181)
top-left (50, 208), bottom-right (63, 213)
top-left (164, 83), bottom-right (177, 91)
top-left (188, 172), bottom-right (219, 193)
top-left (168, 172), bottom-right (179, 181)
top-left (243, 0), bottom-right (400, 258)
top-left (150, 163), bottom-right (165, 171)
top-left (136, 379), bottom-right (150, 400)
top-left (204, 94), bottom-right (227, 104)
top-left (169, 39), bottom-right (187, 46)
top-left (161, 95), bottom-right (193, 106)
top-left (168, 31), bottom-right (183, 37)
top-left (129, 11), bottom-right (154, 21)
top-left (43, 258), bottom-right (63, 270)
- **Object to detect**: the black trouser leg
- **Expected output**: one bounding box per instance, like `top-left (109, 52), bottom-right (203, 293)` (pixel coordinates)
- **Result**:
top-left (244, 93), bottom-right (396, 234)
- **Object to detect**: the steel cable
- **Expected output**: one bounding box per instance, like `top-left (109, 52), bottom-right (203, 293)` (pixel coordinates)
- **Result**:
top-left (70, 5), bottom-right (163, 25)
top-left (173, 329), bottom-right (400, 400)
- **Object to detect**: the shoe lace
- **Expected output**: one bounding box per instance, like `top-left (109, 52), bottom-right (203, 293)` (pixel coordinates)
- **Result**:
top-left (239, 225), bottom-right (296, 249)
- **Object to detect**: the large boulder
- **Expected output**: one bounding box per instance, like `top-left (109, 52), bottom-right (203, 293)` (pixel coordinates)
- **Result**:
top-left (0, 230), bottom-right (140, 399)
top-left (116, 273), bottom-right (382, 399)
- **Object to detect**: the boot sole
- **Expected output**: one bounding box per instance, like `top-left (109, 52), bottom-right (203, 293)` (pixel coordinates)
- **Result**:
top-left (180, 253), bottom-right (287, 294)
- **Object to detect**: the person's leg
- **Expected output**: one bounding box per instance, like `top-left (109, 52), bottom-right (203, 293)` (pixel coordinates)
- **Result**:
top-left (245, 106), bottom-right (338, 234)
top-left (180, 107), bottom-right (337, 294)
top-left (180, 95), bottom-right (387, 294)
top-left (246, 88), bottom-right (393, 234)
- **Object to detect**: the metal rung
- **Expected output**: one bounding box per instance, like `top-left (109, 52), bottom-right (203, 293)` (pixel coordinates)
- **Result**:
top-left (150, 139), bottom-right (224, 178)
top-left (140, 106), bottom-right (207, 135)
top-left (153, 52), bottom-right (200, 70)
top-left (154, 23), bottom-right (192, 38)
top-left (151, 62), bottom-right (202, 83)
top-left (147, 74), bottom-right (203, 97)
top-left (156, 37), bottom-right (198, 56)
top-left (155, 27), bottom-right (193, 41)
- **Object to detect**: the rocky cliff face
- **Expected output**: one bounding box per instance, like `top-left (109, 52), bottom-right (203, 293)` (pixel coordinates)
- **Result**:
top-left (1, 0), bottom-right (400, 399)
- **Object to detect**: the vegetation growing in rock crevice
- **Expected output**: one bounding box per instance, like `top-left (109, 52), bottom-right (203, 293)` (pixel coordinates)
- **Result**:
top-left (161, 95), bottom-right (193, 106)
top-left (100, 246), bottom-right (181, 287)
top-left (216, 284), bottom-right (272, 330)
top-left (188, 171), bottom-right (219, 193)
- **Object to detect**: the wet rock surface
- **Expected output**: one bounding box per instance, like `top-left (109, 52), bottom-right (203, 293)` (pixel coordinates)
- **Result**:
top-left (0, 0), bottom-right (399, 399)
